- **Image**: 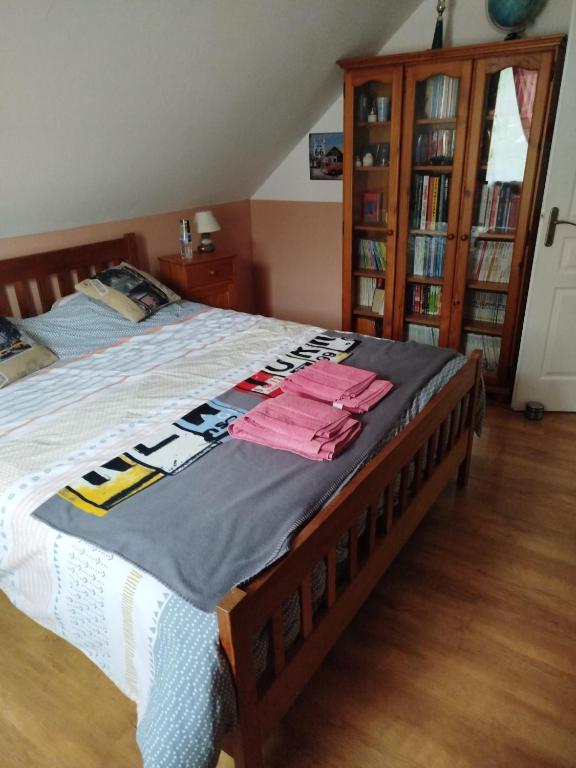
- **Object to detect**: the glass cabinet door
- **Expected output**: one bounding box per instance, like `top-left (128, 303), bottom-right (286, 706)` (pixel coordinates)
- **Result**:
top-left (449, 53), bottom-right (553, 382)
top-left (342, 67), bottom-right (401, 338)
top-left (394, 60), bottom-right (472, 346)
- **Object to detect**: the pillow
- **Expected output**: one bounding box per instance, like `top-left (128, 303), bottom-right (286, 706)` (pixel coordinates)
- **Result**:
top-left (75, 262), bottom-right (180, 322)
top-left (51, 292), bottom-right (81, 310)
top-left (0, 317), bottom-right (58, 388)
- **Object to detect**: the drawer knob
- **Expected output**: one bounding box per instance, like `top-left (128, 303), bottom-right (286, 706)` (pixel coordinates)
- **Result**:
top-left (209, 269), bottom-right (216, 276)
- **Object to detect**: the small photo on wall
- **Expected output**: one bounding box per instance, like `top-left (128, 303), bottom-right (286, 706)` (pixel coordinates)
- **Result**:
top-left (309, 132), bottom-right (344, 180)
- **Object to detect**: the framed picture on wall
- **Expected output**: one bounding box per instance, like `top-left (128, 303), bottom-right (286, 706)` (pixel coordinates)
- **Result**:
top-left (309, 132), bottom-right (344, 180)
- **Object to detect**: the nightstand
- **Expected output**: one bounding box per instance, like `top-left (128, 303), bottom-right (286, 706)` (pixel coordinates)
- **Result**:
top-left (158, 253), bottom-right (237, 310)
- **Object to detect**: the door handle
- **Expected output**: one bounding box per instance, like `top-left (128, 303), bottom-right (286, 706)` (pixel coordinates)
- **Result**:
top-left (544, 206), bottom-right (576, 247)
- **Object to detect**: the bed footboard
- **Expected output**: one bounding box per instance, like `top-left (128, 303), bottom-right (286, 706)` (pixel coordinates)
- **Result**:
top-left (217, 351), bottom-right (482, 768)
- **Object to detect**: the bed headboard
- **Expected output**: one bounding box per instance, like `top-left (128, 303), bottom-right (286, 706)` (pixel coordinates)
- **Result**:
top-left (0, 233), bottom-right (139, 318)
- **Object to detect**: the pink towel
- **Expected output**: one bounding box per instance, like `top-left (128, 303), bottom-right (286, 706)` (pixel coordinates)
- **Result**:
top-left (229, 417), bottom-right (361, 461)
top-left (242, 392), bottom-right (352, 442)
top-left (281, 359), bottom-right (393, 412)
top-left (228, 392), bottom-right (362, 461)
top-left (282, 359), bottom-right (376, 402)
top-left (334, 379), bottom-right (395, 413)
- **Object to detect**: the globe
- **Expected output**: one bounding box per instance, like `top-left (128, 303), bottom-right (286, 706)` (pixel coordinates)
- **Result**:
top-left (487, 0), bottom-right (547, 34)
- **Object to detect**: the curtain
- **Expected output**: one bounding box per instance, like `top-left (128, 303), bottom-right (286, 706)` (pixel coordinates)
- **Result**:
top-left (513, 67), bottom-right (538, 140)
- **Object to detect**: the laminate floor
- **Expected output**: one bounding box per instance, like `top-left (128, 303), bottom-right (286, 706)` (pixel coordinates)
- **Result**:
top-left (1, 403), bottom-right (575, 768)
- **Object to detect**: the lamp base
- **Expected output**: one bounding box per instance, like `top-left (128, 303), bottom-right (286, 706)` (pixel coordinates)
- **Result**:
top-left (197, 235), bottom-right (215, 253)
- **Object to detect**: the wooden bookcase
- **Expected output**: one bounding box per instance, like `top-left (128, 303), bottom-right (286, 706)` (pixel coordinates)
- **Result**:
top-left (340, 35), bottom-right (565, 395)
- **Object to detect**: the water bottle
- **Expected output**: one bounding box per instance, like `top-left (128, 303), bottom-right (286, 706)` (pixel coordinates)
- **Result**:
top-left (179, 219), bottom-right (193, 262)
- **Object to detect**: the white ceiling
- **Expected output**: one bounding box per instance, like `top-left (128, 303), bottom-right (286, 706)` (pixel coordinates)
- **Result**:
top-left (0, 0), bottom-right (423, 239)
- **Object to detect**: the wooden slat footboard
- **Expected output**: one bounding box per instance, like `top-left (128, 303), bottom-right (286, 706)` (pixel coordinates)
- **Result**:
top-left (217, 351), bottom-right (482, 768)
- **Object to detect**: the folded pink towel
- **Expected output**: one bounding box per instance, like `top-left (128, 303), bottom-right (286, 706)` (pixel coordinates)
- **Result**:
top-left (229, 417), bottom-right (361, 461)
top-left (243, 392), bottom-right (352, 442)
top-left (228, 391), bottom-right (362, 461)
top-left (281, 359), bottom-right (393, 412)
top-left (282, 359), bottom-right (376, 402)
top-left (334, 379), bottom-right (395, 413)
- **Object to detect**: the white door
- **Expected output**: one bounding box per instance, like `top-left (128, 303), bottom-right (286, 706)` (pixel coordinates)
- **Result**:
top-left (513, 2), bottom-right (576, 411)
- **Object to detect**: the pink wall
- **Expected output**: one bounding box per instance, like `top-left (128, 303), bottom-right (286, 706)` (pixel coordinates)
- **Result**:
top-left (0, 200), bottom-right (254, 312)
top-left (250, 200), bottom-right (342, 329)
top-left (0, 199), bottom-right (345, 324)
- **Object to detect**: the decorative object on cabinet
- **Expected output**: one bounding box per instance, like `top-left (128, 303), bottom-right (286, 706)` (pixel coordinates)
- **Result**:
top-left (432, 0), bottom-right (447, 50)
top-left (158, 252), bottom-right (236, 310)
top-left (308, 132), bottom-right (344, 179)
top-left (487, 0), bottom-right (547, 39)
top-left (339, 35), bottom-right (566, 397)
top-left (194, 210), bottom-right (221, 253)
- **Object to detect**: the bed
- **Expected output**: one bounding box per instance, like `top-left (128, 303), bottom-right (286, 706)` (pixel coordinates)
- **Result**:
top-left (0, 234), bottom-right (482, 768)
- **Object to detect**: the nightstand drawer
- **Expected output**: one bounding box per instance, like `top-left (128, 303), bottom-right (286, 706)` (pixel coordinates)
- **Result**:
top-left (184, 260), bottom-right (233, 288)
top-left (190, 282), bottom-right (235, 310)
top-left (158, 253), bottom-right (237, 310)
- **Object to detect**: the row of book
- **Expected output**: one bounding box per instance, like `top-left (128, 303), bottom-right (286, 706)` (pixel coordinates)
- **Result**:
top-left (413, 128), bottom-right (455, 165)
top-left (476, 181), bottom-right (521, 232)
top-left (356, 277), bottom-right (377, 308)
top-left (422, 75), bottom-right (459, 120)
top-left (410, 174), bottom-right (450, 231)
top-left (408, 234), bottom-right (446, 278)
top-left (464, 333), bottom-right (501, 372)
top-left (465, 290), bottom-right (507, 325)
top-left (357, 238), bottom-right (387, 271)
top-left (468, 240), bottom-right (513, 283)
top-left (407, 284), bottom-right (442, 316)
top-left (407, 323), bottom-right (439, 346)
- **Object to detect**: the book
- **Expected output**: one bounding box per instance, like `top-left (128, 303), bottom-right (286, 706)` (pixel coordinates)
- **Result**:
top-left (363, 192), bottom-right (381, 224)
top-left (420, 175), bottom-right (430, 230)
top-left (371, 288), bottom-right (385, 315)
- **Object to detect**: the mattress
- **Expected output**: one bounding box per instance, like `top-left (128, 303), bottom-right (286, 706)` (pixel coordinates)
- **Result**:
top-left (0, 296), bottom-right (466, 768)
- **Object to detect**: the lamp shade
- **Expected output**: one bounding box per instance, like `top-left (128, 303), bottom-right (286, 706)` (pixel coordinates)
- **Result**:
top-left (194, 210), bottom-right (221, 234)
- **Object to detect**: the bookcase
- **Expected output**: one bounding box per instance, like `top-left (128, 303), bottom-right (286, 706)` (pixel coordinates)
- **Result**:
top-left (340, 36), bottom-right (565, 395)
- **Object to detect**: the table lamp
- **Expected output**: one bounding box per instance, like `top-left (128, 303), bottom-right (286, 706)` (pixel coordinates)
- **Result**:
top-left (194, 211), bottom-right (221, 254)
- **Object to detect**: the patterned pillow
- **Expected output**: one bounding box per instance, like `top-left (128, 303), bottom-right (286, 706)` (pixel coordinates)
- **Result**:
top-left (0, 317), bottom-right (58, 388)
top-left (75, 262), bottom-right (180, 322)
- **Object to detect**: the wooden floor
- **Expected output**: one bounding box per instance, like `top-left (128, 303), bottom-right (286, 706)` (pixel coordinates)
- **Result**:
top-left (1, 403), bottom-right (575, 768)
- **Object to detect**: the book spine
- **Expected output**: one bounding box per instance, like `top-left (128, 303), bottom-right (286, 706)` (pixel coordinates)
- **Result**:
top-left (420, 175), bottom-right (429, 230)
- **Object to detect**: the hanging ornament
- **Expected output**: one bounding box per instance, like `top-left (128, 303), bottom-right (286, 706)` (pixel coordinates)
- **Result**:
top-left (432, 0), bottom-right (447, 49)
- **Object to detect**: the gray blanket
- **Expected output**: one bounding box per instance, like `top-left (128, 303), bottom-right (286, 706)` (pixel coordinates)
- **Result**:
top-left (33, 335), bottom-right (456, 611)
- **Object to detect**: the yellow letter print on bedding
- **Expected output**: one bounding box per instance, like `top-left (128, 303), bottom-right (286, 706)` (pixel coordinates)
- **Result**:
top-left (59, 454), bottom-right (162, 517)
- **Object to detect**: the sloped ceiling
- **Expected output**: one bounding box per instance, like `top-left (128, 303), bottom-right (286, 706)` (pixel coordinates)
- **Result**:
top-left (1, 0), bottom-right (423, 239)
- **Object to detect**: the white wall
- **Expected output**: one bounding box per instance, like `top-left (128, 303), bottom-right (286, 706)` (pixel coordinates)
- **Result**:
top-left (0, 0), bottom-right (423, 239)
top-left (254, 0), bottom-right (573, 202)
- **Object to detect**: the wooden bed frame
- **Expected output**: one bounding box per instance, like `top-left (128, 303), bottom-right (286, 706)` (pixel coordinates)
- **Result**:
top-left (0, 234), bottom-right (482, 768)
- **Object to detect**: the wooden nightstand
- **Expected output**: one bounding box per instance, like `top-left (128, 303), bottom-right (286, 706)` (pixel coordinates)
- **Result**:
top-left (158, 253), bottom-right (237, 310)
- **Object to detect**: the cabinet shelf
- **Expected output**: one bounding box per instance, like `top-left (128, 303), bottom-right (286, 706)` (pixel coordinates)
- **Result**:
top-left (354, 166), bottom-right (389, 172)
top-left (404, 313), bottom-right (440, 327)
top-left (462, 320), bottom-right (504, 336)
top-left (473, 231), bottom-right (516, 241)
top-left (466, 280), bottom-right (508, 292)
top-left (412, 165), bottom-right (453, 173)
top-left (408, 229), bottom-right (447, 237)
top-left (354, 224), bottom-right (389, 233)
top-left (353, 269), bottom-right (386, 278)
top-left (415, 117), bottom-right (456, 125)
top-left (355, 121), bottom-right (391, 128)
top-left (353, 306), bottom-right (384, 318)
top-left (407, 275), bottom-right (443, 285)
